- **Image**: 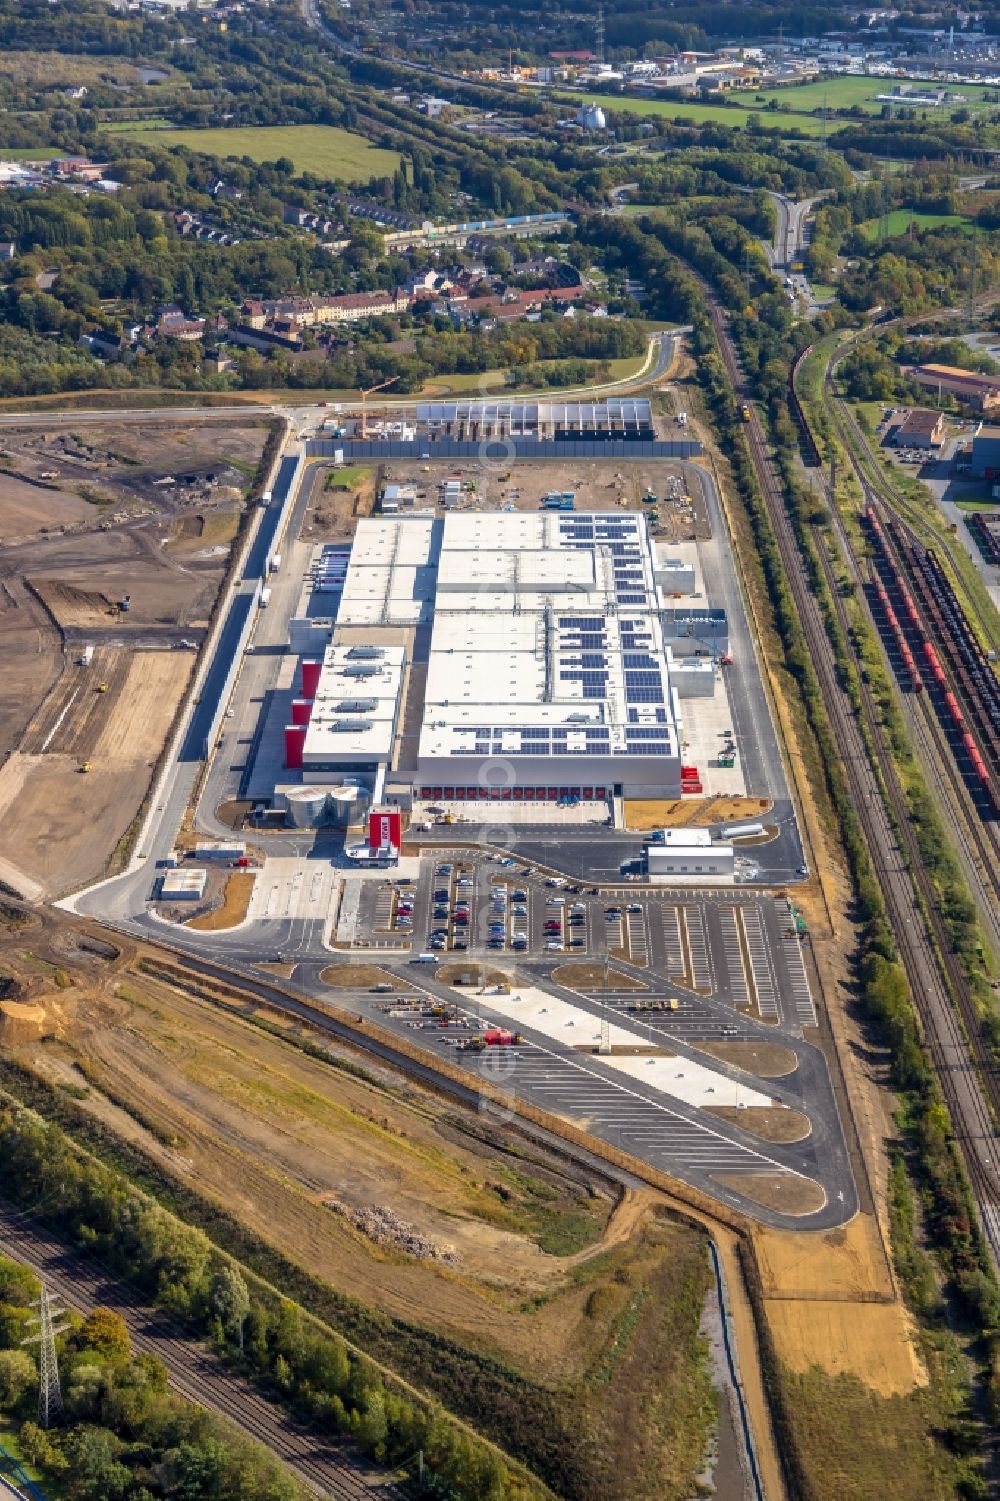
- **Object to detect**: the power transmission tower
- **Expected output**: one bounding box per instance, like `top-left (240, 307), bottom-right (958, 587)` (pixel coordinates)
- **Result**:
top-left (880, 147), bottom-right (892, 244)
top-left (596, 5), bottom-right (605, 68)
top-left (22, 1286), bottom-right (69, 1429)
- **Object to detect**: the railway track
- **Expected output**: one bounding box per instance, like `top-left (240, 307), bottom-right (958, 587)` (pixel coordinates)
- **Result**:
top-left (790, 350), bottom-right (1000, 945)
top-left (703, 294), bottom-right (1000, 1268)
top-left (0, 1211), bottom-right (399, 1501)
top-left (828, 352), bottom-right (1000, 659)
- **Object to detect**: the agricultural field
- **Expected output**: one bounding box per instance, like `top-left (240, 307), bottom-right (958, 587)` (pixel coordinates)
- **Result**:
top-left (557, 74), bottom-right (1000, 137)
top-left (752, 73), bottom-right (1000, 114)
top-left (98, 121), bottom-right (401, 180)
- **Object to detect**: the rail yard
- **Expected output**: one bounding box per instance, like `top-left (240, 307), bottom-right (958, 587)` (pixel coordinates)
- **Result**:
top-left (780, 325), bottom-right (1000, 1266)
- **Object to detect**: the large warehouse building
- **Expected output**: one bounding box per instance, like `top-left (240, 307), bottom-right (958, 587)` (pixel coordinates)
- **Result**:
top-left (285, 511), bottom-right (722, 804)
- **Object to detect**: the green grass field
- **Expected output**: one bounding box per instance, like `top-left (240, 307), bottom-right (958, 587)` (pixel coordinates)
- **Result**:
top-left (324, 466), bottom-right (372, 489)
top-left (752, 73), bottom-right (998, 114)
top-left (859, 209), bottom-right (972, 239)
top-left (555, 89), bottom-right (827, 135)
top-left (556, 72), bottom-right (999, 136)
top-left (98, 122), bottom-right (399, 180)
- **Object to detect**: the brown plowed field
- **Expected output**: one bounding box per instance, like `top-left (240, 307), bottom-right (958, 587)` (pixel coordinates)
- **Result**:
top-left (21, 645), bottom-right (130, 756)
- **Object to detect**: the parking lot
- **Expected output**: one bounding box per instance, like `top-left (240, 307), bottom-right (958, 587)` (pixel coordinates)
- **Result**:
top-left (342, 960), bottom-right (846, 1226)
top-left (345, 853), bottom-right (818, 1037)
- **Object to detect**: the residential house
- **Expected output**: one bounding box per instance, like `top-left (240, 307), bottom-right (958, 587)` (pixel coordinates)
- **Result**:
top-left (156, 304), bottom-right (206, 341)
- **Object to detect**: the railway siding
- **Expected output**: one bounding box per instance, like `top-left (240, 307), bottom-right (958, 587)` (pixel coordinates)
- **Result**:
top-left (705, 295), bottom-right (1000, 1271)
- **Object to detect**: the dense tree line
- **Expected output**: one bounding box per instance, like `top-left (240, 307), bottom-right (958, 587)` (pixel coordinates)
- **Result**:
top-left (838, 332), bottom-right (997, 402)
top-left (0, 1256), bottom-right (305, 1501)
top-left (0, 1108), bottom-right (544, 1501)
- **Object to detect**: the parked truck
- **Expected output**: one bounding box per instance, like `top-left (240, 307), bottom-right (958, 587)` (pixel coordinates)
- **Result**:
top-left (269, 553), bottom-right (281, 573)
top-left (259, 587), bottom-right (271, 608)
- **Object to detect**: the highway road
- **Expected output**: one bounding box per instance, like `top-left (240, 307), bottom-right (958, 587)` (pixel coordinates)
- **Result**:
top-left (0, 1210), bottom-right (399, 1500)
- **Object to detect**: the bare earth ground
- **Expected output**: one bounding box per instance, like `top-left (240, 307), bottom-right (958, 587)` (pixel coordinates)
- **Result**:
top-left (0, 652), bottom-right (192, 895)
top-left (706, 1105), bottom-right (811, 1143)
top-left (0, 576), bottom-right (62, 759)
top-left (0, 419), bottom-right (268, 895)
top-left (187, 872), bottom-right (257, 931)
top-left (624, 794), bottom-right (773, 830)
top-left (693, 1039), bottom-right (799, 1077)
top-left (0, 473), bottom-right (93, 539)
top-left (752, 1216), bottom-right (925, 1397)
top-left (23, 965), bottom-right (704, 1387)
top-left (359, 456), bottom-right (706, 539)
top-left (554, 961), bottom-right (648, 990)
top-left (301, 464), bottom-right (376, 542)
top-left (714, 1172), bottom-right (826, 1217)
top-left (319, 962), bottom-right (401, 987)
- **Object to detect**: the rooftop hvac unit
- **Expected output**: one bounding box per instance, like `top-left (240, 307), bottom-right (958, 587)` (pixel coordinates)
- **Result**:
top-left (342, 664), bottom-right (378, 677)
top-left (336, 698), bottom-right (378, 712)
top-left (347, 645), bottom-right (385, 659)
top-left (330, 718), bottom-right (374, 732)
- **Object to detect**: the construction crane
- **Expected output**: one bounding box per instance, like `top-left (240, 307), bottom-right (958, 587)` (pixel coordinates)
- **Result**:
top-left (360, 376), bottom-right (399, 439)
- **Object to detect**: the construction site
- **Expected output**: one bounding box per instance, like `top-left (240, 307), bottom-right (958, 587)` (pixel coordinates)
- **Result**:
top-left (0, 890), bottom-right (933, 1501)
top-left (0, 418), bottom-right (270, 898)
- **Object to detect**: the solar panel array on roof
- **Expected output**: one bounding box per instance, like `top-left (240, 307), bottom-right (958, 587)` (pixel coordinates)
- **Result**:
top-left (415, 399), bottom-right (652, 433)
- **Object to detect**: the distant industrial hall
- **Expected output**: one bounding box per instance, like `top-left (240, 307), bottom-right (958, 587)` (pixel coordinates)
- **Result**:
top-left (414, 398), bottom-right (654, 441)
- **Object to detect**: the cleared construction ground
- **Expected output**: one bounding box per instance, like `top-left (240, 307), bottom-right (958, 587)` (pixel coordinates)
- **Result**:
top-left (0, 650), bottom-right (192, 895)
top-left (0, 417), bottom-right (270, 897)
top-left (0, 893), bottom-right (949, 1501)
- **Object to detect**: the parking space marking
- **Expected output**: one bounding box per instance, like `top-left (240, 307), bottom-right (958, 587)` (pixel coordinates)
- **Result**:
top-left (774, 898), bottom-right (817, 1028)
top-left (718, 907), bottom-right (750, 1009)
top-left (372, 884), bottom-right (394, 931)
top-left (661, 905), bottom-right (688, 984)
top-left (602, 906), bottom-right (624, 954)
top-left (681, 905), bottom-right (714, 993)
top-left (625, 909), bottom-right (647, 965)
top-left (501, 1048), bottom-right (797, 1175)
top-left (741, 906), bottom-right (779, 1022)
